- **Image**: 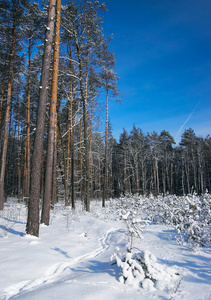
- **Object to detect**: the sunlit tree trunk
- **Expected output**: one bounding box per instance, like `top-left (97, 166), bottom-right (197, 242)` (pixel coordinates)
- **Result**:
top-left (26, 0), bottom-right (56, 236)
top-left (52, 118), bottom-right (58, 206)
top-left (41, 0), bottom-right (61, 225)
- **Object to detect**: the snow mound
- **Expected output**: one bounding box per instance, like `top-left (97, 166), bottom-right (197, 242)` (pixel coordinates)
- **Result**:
top-left (112, 249), bottom-right (180, 291)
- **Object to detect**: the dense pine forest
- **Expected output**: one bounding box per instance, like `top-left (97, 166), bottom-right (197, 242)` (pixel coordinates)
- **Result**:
top-left (0, 0), bottom-right (211, 236)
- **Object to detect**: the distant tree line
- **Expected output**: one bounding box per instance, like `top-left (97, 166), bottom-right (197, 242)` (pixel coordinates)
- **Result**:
top-left (110, 126), bottom-right (211, 197)
top-left (0, 0), bottom-right (210, 236)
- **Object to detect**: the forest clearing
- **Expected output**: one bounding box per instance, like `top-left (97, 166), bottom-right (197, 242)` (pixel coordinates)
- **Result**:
top-left (0, 195), bottom-right (210, 300)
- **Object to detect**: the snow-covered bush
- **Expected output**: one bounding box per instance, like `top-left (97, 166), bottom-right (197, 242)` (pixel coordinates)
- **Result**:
top-left (112, 200), bottom-right (180, 291)
top-left (174, 193), bottom-right (211, 249)
top-left (112, 250), bottom-right (180, 291)
top-left (110, 193), bottom-right (211, 250)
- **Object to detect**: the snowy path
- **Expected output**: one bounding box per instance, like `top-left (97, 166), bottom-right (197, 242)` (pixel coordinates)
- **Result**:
top-left (1, 203), bottom-right (211, 300)
top-left (1, 226), bottom-right (124, 300)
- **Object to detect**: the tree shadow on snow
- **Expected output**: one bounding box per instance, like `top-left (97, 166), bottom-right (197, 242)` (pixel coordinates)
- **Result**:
top-left (51, 247), bottom-right (71, 258)
top-left (157, 229), bottom-right (211, 285)
top-left (69, 259), bottom-right (120, 282)
top-left (0, 224), bottom-right (25, 237)
top-left (2, 217), bottom-right (26, 225)
top-left (159, 250), bottom-right (211, 286)
top-left (157, 228), bottom-right (178, 243)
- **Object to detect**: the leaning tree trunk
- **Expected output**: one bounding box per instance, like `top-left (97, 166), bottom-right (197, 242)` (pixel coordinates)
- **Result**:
top-left (41, 0), bottom-right (61, 226)
top-left (0, 9), bottom-right (17, 210)
top-left (26, 0), bottom-right (56, 236)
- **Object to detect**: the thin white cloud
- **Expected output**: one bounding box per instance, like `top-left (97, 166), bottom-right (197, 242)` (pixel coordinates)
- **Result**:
top-left (175, 101), bottom-right (200, 139)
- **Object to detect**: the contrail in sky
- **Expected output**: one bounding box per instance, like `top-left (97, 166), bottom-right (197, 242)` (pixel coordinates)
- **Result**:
top-left (176, 101), bottom-right (200, 139)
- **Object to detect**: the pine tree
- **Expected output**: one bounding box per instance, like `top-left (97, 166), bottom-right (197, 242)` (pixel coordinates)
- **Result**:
top-left (26, 0), bottom-right (56, 236)
top-left (41, 0), bottom-right (61, 225)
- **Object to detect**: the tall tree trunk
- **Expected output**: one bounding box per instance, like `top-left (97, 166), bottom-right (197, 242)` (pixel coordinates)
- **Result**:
top-left (191, 148), bottom-right (197, 193)
top-left (79, 117), bottom-right (83, 202)
top-left (170, 161), bottom-right (173, 194)
top-left (84, 51), bottom-right (90, 211)
top-left (88, 99), bottom-right (93, 199)
top-left (58, 122), bottom-right (69, 205)
top-left (198, 148), bottom-right (204, 193)
top-left (0, 5), bottom-right (18, 210)
top-left (181, 155), bottom-right (185, 195)
top-left (16, 95), bottom-right (22, 201)
top-left (71, 121), bottom-right (75, 208)
top-left (124, 149), bottom-right (128, 194)
top-left (24, 39), bottom-right (31, 200)
top-left (103, 88), bottom-right (109, 207)
top-left (135, 149), bottom-right (140, 194)
top-left (41, 0), bottom-right (61, 225)
top-left (76, 45), bottom-right (90, 212)
top-left (26, 0), bottom-right (56, 236)
top-left (153, 156), bottom-right (157, 195)
top-left (156, 157), bottom-right (159, 194)
top-left (185, 151), bottom-right (190, 194)
top-left (52, 117), bottom-right (58, 206)
top-left (162, 165), bottom-right (166, 195)
top-left (69, 47), bottom-right (75, 209)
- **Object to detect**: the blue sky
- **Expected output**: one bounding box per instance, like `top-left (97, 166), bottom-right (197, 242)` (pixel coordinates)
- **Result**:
top-left (101, 0), bottom-right (211, 144)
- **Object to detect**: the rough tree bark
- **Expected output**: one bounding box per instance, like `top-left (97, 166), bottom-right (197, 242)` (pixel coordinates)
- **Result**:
top-left (26, 0), bottom-right (56, 236)
top-left (41, 0), bottom-right (61, 225)
top-left (52, 119), bottom-right (58, 206)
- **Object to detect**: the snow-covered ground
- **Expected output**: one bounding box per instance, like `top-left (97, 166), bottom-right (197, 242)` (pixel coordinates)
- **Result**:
top-left (0, 198), bottom-right (211, 300)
